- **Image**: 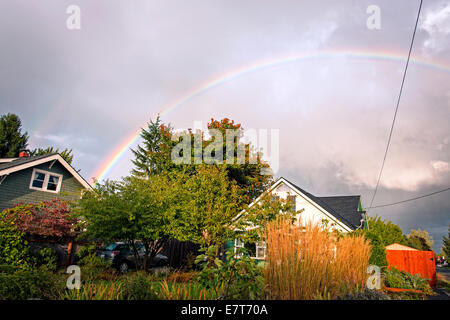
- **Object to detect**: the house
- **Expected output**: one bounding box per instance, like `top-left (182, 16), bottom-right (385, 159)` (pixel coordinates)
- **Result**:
top-left (229, 177), bottom-right (367, 260)
top-left (0, 152), bottom-right (92, 211)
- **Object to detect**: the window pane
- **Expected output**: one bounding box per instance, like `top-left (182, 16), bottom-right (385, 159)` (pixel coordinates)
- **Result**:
top-left (256, 247), bottom-right (265, 259)
top-left (47, 183), bottom-right (58, 191)
top-left (32, 172), bottom-right (45, 189)
top-left (32, 179), bottom-right (44, 188)
top-left (288, 195), bottom-right (296, 211)
top-left (48, 175), bottom-right (59, 184)
top-left (244, 242), bottom-right (256, 257)
top-left (47, 175), bottom-right (59, 191)
top-left (35, 172), bottom-right (45, 181)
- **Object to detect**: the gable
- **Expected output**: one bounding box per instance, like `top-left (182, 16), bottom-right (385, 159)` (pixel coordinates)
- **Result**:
top-left (0, 154), bottom-right (91, 189)
top-left (246, 177), bottom-right (364, 232)
top-left (0, 154), bottom-right (91, 211)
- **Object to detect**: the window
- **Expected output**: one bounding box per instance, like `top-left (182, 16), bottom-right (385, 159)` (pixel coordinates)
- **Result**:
top-left (235, 238), bottom-right (244, 258)
top-left (234, 239), bottom-right (266, 260)
top-left (255, 241), bottom-right (266, 259)
top-left (287, 195), bottom-right (296, 211)
top-left (244, 242), bottom-right (256, 257)
top-left (29, 169), bottom-right (63, 193)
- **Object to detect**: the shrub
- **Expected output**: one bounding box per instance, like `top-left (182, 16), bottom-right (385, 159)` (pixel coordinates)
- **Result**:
top-left (3, 200), bottom-right (78, 238)
top-left (264, 217), bottom-right (371, 300)
top-left (338, 288), bottom-right (390, 300)
top-left (195, 246), bottom-right (265, 300)
top-left (0, 264), bottom-right (20, 274)
top-left (0, 209), bottom-right (32, 268)
top-left (383, 267), bottom-right (434, 295)
top-left (75, 244), bottom-right (98, 262)
top-left (167, 271), bottom-right (197, 283)
top-left (78, 252), bottom-right (111, 282)
top-left (354, 216), bottom-right (408, 267)
top-left (35, 247), bottom-right (58, 271)
top-left (122, 272), bottom-right (158, 300)
top-left (0, 267), bottom-right (63, 300)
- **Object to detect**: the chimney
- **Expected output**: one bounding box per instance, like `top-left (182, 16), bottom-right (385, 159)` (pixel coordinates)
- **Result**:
top-left (19, 151), bottom-right (29, 158)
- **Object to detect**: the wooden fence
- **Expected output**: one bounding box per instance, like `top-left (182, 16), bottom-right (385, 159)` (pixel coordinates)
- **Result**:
top-left (386, 249), bottom-right (436, 287)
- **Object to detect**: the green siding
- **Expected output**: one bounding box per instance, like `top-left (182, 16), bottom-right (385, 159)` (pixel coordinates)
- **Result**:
top-left (0, 161), bottom-right (85, 211)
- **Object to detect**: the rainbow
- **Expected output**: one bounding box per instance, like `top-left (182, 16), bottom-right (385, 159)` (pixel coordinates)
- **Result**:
top-left (92, 48), bottom-right (450, 182)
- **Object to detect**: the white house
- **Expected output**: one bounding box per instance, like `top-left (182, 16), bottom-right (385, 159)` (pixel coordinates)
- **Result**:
top-left (232, 177), bottom-right (366, 260)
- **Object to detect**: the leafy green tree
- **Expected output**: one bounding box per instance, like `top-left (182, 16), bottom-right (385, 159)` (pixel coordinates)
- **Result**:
top-left (176, 165), bottom-right (242, 250)
top-left (76, 173), bottom-right (184, 270)
top-left (30, 147), bottom-right (74, 165)
top-left (233, 191), bottom-right (301, 244)
top-left (442, 225), bottom-right (450, 261)
top-left (0, 113), bottom-right (29, 158)
top-left (354, 215), bottom-right (408, 266)
top-left (407, 228), bottom-right (434, 251)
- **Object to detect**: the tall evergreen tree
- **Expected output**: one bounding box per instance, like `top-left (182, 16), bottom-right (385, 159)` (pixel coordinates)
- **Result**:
top-left (30, 147), bottom-right (74, 165)
top-left (131, 116), bottom-right (176, 177)
top-left (0, 113), bottom-right (29, 157)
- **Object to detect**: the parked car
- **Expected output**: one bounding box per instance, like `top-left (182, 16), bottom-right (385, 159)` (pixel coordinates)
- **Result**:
top-left (97, 242), bottom-right (169, 273)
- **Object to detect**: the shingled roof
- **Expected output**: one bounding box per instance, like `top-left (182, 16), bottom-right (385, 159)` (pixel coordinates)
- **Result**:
top-left (0, 153), bottom-right (58, 171)
top-left (0, 153), bottom-right (92, 190)
top-left (277, 178), bottom-right (365, 230)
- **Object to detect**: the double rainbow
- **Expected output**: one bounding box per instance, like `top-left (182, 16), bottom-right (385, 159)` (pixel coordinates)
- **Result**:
top-left (92, 48), bottom-right (450, 182)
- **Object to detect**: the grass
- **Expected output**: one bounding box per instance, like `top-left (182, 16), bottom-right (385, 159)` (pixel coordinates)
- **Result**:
top-left (59, 268), bottom-right (222, 300)
top-left (264, 217), bottom-right (371, 300)
top-left (437, 273), bottom-right (450, 292)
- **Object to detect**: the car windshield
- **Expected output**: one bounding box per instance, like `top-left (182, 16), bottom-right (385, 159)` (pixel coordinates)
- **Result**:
top-left (104, 243), bottom-right (118, 251)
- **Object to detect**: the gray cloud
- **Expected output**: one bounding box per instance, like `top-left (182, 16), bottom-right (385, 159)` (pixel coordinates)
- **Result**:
top-left (1, 0), bottom-right (449, 251)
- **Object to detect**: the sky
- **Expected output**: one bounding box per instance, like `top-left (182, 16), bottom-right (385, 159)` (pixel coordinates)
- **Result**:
top-left (0, 0), bottom-right (449, 251)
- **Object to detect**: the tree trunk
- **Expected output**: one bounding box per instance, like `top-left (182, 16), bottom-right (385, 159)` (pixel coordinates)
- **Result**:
top-left (129, 240), bottom-right (142, 271)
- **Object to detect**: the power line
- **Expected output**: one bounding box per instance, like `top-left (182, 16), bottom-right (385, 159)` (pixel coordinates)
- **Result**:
top-left (369, 187), bottom-right (450, 209)
top-left (368, 0), bottom-right (424, 210)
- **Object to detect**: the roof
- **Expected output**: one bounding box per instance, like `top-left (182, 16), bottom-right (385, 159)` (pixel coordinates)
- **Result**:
top-left (276, 177), bottom-right (364, 230)
top-left (318, 196), bottom-right (363, 230)
top-left (0, 153), bottom-right (92, 190)
top-left (0, 153), bottom-right (59, 171)
top-left (386, 243), bottom-right (418, 251)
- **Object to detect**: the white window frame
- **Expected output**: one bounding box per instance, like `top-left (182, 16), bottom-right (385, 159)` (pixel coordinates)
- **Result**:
top-left (234, 238), bottom-right (245, 258)
top-left (255, 241), bottom-right (266, 260)
top-left (29, 168), bottom-right (63, 193)
top-left (234, 239), bottom-right (266, 260)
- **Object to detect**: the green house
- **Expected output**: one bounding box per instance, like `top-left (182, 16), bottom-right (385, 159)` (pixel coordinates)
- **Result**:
top-left (0, 153), bottom-right (92, 211)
